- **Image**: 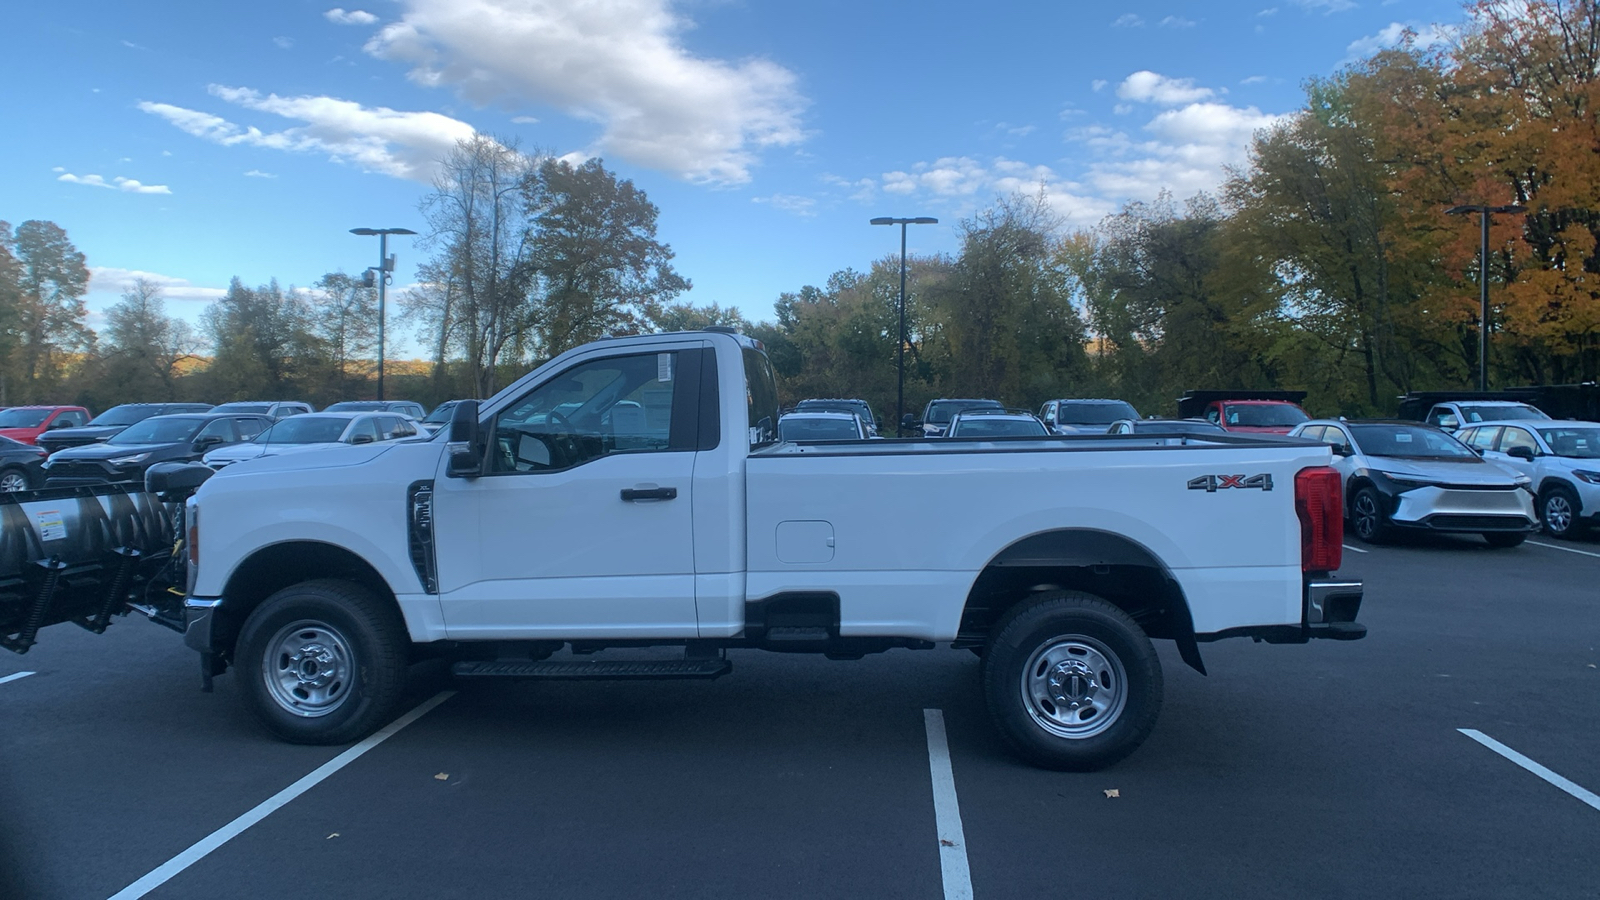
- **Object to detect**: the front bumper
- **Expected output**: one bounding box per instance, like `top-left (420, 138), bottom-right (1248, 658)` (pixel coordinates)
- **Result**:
top-left (1389, 484), bottom-right (1537, 532)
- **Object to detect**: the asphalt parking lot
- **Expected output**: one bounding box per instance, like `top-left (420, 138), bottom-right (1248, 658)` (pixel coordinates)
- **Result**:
top-left (3, 533), bottom-right (1597, 900)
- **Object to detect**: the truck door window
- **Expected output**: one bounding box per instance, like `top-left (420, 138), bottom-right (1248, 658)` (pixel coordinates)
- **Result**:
top-left (743, 347), bottom-right (779, 448)
top-left (492, 352), bottom-right (681, 473)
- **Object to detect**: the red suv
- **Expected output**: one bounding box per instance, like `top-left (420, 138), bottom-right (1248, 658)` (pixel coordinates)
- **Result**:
top-left (0, 406), bottom-right (92, 445)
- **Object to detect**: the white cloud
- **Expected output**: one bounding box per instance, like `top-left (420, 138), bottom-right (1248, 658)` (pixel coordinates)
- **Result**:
top-left (821, 173), bottom-right (877, 203)
top-left (872, 156), bottom-right (1115, 222)
top-left (1241, 75), bottom-right (1268, 84)
top-left (57, 172), bottom-right (172, 194)
top-left (1074, 101), bottom-right (1283, 202)
top-left (1117, 71), bottom-right (1215, 105)
top-left (362, 0), bottom-right (806, 186)
top-left (1258, 7), bottom-right (1279, 15)
top-left (243, 169), bottom-right (277, 178)
top-left (121, 39), bottom-right (148, 50)
top-left (325, 8), bottom-right (379, 25)
top-left (273, 36), bottom-right (295, 50)
top-left (511, 115), bottom-right (539, 124)
top-left (1112, 14), bottom-right (1144, 27)
top-left (1345, 22), bottom-right (1456, 61)
top-left (1091, 79), bottom-right (1108, 92)
top-left (1159, 16), bottom-right (1197, 28)
top-left (752, 194), bottom-right (817, 217)
top-left (1292, 0), bottom-right (1357, 13)
top-left (89, 267), bottom-right (225, 301)
top-left (138, 86), bottom-right (477, 181)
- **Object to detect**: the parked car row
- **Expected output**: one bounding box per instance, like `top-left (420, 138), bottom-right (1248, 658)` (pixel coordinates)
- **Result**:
top-left (0, 398), bottom-right (459, 492)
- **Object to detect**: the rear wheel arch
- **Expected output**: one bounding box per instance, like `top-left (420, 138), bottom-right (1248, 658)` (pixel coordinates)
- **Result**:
top-left (958, 528), bottom-right (1205, 674)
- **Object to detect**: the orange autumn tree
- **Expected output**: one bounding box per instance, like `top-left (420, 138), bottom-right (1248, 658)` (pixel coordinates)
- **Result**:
top-left (1356, 1), bottom-right (1600, 385)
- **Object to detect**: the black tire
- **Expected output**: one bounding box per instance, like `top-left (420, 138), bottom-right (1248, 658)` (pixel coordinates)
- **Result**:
top-left (234, 579), bottom-right (409, 745)
top-left (981, 591), bottom-right (1162, 771)
top-left (1350, 486), bottom-right (1390, 544)
top-left (1540, 485), bottom-right (1582, 539)
top-left (1483, 532), bottom-right (1528, 548)
top-left (0, 466), bottom-right (32, 493)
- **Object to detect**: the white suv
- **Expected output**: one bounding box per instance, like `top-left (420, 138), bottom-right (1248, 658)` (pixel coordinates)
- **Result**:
top-left (1458, 419), bottom-right (1600, 539)
top-left (1423, 400), bottom-right (1548, 432)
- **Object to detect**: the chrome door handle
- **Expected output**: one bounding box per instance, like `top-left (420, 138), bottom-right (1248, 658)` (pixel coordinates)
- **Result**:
top-left (621, 485), bottom-right (677, 502)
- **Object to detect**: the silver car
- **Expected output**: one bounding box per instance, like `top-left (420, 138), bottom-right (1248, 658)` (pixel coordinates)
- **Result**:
top-left (203, 412), bottom-right (420, 469)
top-left (1457, 419), bottom-right (1600, 539)
top-left (1290, 419), bottom-right (1536, 547)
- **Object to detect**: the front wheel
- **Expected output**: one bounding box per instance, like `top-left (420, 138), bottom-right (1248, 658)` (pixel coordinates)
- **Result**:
top-left (0, 467), bottom-right (32, 493)
top-left (235, 579), bottom-right (410, 745)
top-left (981, 591), bottom-right (1162, 771)
top-left (1350, 486), bottom-right (1390, 544)
top-left (1541, 485), bottom-right (1582, 539)
top-left (1483, 532), bottom-right (1528, 548)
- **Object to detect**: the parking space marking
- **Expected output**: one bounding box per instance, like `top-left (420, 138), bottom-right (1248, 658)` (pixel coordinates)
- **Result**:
top-left (923, 709), bottom-right (973, 900)
top-left (108, 691), bottom-right (455, 900)
top-left (1459, 729), bottom-right (1600, 813)
top-left (0, 671), bottom-right (34, 686)
top-left (1341, 544), bottom-right (1369, 554)
top-left (1527, 540), bottom-right (1600, 559)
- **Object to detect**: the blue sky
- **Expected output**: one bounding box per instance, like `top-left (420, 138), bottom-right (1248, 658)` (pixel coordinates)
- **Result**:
top-left (3, 0), bottom-right (1466, 355)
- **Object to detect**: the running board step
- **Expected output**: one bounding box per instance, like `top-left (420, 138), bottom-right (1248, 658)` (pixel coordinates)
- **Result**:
top-left (451, 658), bottom-right (732, 680)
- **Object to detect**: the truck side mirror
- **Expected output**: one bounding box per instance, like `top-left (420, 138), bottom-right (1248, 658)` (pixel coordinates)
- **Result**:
top-left (447, 400), bottom-right (482, 478)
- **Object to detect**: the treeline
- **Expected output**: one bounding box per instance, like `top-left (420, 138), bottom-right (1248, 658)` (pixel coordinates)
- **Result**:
top-left (754, 0), bottom-right (1600, 419)
top-left (4, 1), bottom-right (1595, 421)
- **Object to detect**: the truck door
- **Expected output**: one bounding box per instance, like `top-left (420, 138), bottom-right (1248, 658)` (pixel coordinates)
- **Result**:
top-left (430, 342), bottom-right (707, 639)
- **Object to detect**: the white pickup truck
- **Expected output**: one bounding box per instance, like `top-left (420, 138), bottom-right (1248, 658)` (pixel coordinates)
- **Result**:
top-left (179, 329), bottom-right (1364, 770)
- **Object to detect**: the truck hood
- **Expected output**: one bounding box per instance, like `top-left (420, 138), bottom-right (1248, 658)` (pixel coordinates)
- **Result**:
top-left (212, 441), bottom-right (398, 476)
top-left (1367, 456), bottom-right (1521, 486)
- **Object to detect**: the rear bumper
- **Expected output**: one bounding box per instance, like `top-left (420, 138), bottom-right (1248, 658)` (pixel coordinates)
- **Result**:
top-left (1196, 578), bottom-right (1366, 644)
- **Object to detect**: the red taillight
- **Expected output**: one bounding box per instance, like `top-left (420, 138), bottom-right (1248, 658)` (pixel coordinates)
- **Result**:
top-left (1294, 467), bottom-right (1343, 573)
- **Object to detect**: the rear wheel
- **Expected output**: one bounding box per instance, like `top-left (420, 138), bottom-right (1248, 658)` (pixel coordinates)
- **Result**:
top-left (0, 467), bottom-right (31, 492)
top-left (1350, 486), bottom-right (1390, 544)
top-left (981, 591), bottom-right (1162, 771)
top-left (1540, 485), bottom-right (1582, 539)
top-left (235, 579), bottom-right (409, 745)
top-left (1483, 532), bottom-right (1528, 548)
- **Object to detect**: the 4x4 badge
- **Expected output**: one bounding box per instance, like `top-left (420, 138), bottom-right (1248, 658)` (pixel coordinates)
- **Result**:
top-left (1188, 474), bottom-right (1274, 492)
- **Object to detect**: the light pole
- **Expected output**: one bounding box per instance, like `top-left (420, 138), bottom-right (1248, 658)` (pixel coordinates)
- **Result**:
top-left (349, 226), bottom-right (417, 401)
top-left (870, 216), bottom-right (938, 435)
top-left (1445, 204), bottom-right (1526, 391)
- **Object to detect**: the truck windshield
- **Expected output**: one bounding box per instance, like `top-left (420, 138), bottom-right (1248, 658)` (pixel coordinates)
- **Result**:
top-left (0, 409), bottom-right (52, 428)
top-left (87, 406), bottom-right (160, 427)
top-left (259, 416), bottom-right (350, 444)
top-left (108, 417), bottom-right (205, 445)
top-left (744, 347), bottom-right (780, 447)
top-left (1224, 404), bottom-right (1309, 427)
top-left (1058, 401), bottom-right (1138, 425)
top-left (1458, 404), bottom-right (1548, 423)
top-left (1349, 424), bottom-right (1475, 459)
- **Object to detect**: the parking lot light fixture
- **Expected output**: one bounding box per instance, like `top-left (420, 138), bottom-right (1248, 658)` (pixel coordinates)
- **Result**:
top-left (870, 216), bottom-right (939, 435)
top-left (349, 227), bottom-right (417, 401)
top-left (1445, 204), bottom-right (1527, 391)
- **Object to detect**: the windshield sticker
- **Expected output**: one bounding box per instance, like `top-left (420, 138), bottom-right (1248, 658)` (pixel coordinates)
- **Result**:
top-left (36, 510), bottom-right (66, 541)
top-left (657, 353), bottom-right (673, 383)
top-left (1395, 432), bottom-right (1413, 442)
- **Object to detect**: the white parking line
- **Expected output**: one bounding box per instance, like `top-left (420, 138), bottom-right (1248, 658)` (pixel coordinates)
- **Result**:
top-left (0, 671), bottom-right (35, 686)
top-left (1527, 540), bottom-right (1600, 559)
top-left (1341, 544), bottom-right (1369, 554)
top-left (1459, 728), bottom-right (1600, 813)
top-left (108, 691), bottom-right (455, 900)
top-left (923, 709), bottom-right (973, 900)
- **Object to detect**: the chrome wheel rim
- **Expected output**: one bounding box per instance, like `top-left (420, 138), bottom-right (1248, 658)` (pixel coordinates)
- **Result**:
top-left (1545, 494), bottom-right (1573, 535)
top-left (1020, 635), bottom-right (1127, 739)
top-left (0, 472), bottom-right (27, 492)
top-left (262, 620), bottom-right (355, 718)
top-left (1354, 492), bottom-right (1380, 540)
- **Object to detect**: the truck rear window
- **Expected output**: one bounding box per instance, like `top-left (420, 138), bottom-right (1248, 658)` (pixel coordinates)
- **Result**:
top-left (743, 347), bottom-right (780, 447)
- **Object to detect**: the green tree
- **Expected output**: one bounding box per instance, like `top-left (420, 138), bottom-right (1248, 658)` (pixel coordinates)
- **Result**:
top-left (201, 278), bottom-right (320, 400)
top-left (2, 220), bottom-right (91, 401)
top-left (98, 278), bottom-right (201, 403)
